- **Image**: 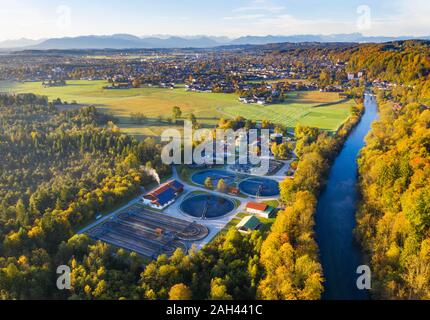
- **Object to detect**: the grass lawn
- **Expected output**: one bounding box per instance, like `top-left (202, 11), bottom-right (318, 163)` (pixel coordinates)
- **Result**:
top-left (263, 199), bottom-right (280, 208)
top-left (257, 217), bottom-right (277, 235)
top-left (0, 80), bottom-right (354, 139)
top-left (219, 91), bottom-right (354, 131)
top-left (216, 212), bottom-right (276, 241)
top-left (177, 166), bottom-right (198, 185)
top-left (210, 217), bottom-right (241, 243)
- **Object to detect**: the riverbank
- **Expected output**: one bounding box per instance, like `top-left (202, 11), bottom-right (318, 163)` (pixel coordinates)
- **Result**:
top-left (315, 94), bottom-right (379, 300)
top-left (257, 97), bottom-right (366, 299)
top-left (354, 96), bottom-right (430, 299)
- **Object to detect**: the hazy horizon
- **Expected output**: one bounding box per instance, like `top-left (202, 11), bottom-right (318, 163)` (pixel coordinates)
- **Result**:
top-left (1, 0), bottom-right (430, 41)
top-left (2, 32), bottom-right (430, 43)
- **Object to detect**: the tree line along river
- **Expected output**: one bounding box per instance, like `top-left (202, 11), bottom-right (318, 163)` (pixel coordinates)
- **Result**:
top-left (315, 94), bottom-right (379, 300)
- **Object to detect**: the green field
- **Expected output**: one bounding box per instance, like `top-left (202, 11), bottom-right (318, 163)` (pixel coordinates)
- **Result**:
top-left (0, 80), bottom-right (354, 139)
top-left (219, 91), bottom-right (354, 130)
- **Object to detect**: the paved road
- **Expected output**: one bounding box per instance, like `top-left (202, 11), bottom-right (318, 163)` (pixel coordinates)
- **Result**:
top-left (77, 189), bottom-right (145, 235)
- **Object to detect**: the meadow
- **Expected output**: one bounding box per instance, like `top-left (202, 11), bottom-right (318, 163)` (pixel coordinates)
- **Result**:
top-left (0, 80), bottom-right (354, 139)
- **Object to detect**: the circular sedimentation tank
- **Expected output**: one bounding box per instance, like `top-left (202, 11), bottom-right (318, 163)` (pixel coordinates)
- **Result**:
top-left (239, 177), bottom-right (280, 197)
top-left (191, 169), bottom-right (236, 188)
top-left (180, 194), bottom-right (235, 219)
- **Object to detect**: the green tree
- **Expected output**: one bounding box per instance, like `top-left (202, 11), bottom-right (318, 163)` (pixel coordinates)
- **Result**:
top-left (15, 198), bottom-right (28, 226)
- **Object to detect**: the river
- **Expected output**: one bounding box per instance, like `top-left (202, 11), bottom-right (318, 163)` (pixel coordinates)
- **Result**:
top-left (315, 93), bottom-right (379, 300)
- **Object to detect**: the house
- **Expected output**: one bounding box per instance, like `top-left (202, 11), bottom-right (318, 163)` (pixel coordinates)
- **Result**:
top-left (245, 202), bottom-right (275, 219)
top-left (393, 103), bottom-right (403, 112)
top-left (257, 99), bottom-right (266, 105)
top-left (347, 73), bottom-right (355, 81)
top-left (42, 79), bottom-right (66, 88)
top-left (237, 216), bottom-right (261, 234)
top-left (103, 82), bottom-right (132, 90)
top-left (270, 133), bottom-right (283, 145)
top-left (142, 180), bottom-right (184, 210)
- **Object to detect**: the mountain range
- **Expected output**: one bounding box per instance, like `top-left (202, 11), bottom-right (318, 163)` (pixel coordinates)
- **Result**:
top-left (0, 38), bottom-right (44, 49)
top-left (1, 33), bottom-right (430, 50)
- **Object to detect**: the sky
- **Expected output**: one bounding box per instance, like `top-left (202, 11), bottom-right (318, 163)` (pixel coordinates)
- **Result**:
top-left (0, 0), bottom-right (430, 41)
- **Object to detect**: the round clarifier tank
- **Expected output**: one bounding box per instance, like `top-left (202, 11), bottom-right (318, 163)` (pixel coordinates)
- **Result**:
top-left (239, 177), bottom-right (280, 197)
top-left (180, 194), bottom-right (235, 219)
top-left (191, 169), bottom-right (236, 188)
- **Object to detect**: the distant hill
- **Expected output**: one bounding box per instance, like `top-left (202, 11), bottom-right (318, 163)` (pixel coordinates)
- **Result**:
top-left (33, 35), bottom-right (145, 50)
top-left (231, 33), bottom-right (430, 45)
top-left (4, 33), bottom-right (430, 50)
top-left (30, 35), bottom-right (221, 50)
top-left (0, 38), bottom-right (44, 49)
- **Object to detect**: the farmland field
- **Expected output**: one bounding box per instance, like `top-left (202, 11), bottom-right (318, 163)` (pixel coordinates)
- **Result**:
top-left (0, 80), bottom-right (354, 139)
top-left (220, 91), bottom-right (354, 130)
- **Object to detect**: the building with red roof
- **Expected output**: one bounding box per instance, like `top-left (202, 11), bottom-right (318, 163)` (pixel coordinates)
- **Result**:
top-left (245, 202), bottom-right (275, 219)
top-left (142, 180), bottom-right (184, 210)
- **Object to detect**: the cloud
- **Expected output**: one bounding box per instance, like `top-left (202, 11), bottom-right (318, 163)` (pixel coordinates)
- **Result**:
top-left (2, 0), bottom-right (430, 40)
top-left (223, 0), bottom-right (430, 37)
top-left (222, 13), bottom-right (357, 37)
top-left (258, 14), bottom-right (354, 34)
top-left (233, 0), bottom-right (285, 14)
top-left (223, 14), bottom-right (267, 21)
top-left (232, 5), bottom-right (285, 13)
top-left (370, 0), bottom-right (430, 36)
top-left (0, 2), bottom-right (74, 40)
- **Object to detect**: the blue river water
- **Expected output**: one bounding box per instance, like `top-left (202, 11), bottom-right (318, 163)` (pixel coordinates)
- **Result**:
top-left (315, 94), bottom-right (379, 300)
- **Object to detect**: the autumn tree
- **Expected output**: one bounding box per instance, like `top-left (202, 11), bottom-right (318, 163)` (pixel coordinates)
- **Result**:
top-left (204, 177), bottom-right (213, 189)
top-left (356, 100), bottom-right (430, 299)
top-left (169, 284), bottom-right (192, 300)
top-left (217, 179), bottom-right (228, 193)
top-left (132, 78), bottom-right (141, 88)
top-left (210, 278), bottom-right (233, 300)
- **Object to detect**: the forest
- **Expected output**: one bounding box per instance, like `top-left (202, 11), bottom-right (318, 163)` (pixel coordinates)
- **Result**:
top-left (330, 40), bottom-right (430, 300)
top-left (334, 40), bottom-right (430, 105)
top-left (356, 100), bottom-right (430, 299)
top-left (0, 95), bottom-right (170, 299)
